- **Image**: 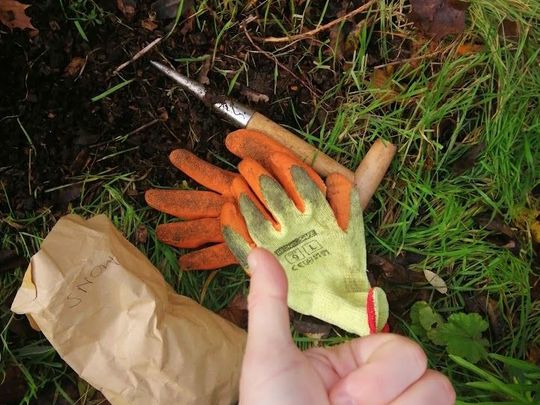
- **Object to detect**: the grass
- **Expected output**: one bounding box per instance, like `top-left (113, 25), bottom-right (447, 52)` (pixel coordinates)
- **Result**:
top-left (1, 0), bottom-right (540, 402)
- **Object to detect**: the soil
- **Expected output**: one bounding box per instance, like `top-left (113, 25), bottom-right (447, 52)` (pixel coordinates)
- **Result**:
top-left (0, 0), bottom-right (349, 219)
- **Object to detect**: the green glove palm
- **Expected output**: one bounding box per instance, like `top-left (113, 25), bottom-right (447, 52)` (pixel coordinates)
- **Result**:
top-left (221, 152), bottom-right (389, 336)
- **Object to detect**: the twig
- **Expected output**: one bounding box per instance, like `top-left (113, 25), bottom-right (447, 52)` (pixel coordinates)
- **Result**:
top-left (262, 0), bottom-right (377, 43)
top-left (114, 37), bottom-right (163, 74)
top-left (242, 17), bottom-right (322, 101)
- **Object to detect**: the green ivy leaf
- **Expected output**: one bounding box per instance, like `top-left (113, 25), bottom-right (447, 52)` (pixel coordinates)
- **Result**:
top-left (428, 313), bottom-right (489, 363)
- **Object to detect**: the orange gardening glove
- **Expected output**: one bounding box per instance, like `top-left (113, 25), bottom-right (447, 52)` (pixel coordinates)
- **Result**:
top-left (145, 130), bottom-right (307, 270)
top-left (145, 150), bottom-right (241, 270)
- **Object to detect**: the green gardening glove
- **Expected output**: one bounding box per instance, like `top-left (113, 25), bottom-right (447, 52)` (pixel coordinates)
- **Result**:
top-left (221, 152), bottom-right (389, 336)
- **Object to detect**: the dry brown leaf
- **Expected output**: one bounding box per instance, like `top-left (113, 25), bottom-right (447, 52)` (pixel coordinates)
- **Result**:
top-left (456, 43), bottom-right (484, 56)
top-left (499, 19), bottom-right (519, 39)
top-left (368, 254), bottom-right (425, 284)
top-left (0, 0), bottom-right (38, 33)
top-left (475, 214), bottom-right (520, 255)
top-left (450, 142), bottom-right (485, 174)
top-left (157, 106), bottom-right (169, 122)
top-left (527, 345), bottom-right (540, 366)
top-left (197, 57), bottom-right (211, 85)
top-left (409, 0), bottom-right (468, 38)
top-left (141, 17), bottom-right (158, 31)
top-left (293, 316), bottom-right (332, 341)
top-left (63, 56), bottom-right (85, 77)
top-left (135, 225), bottom-right (148, 244)
top-left (116, 0), bottom-right (137, 20)
top-left (369, 66), bottom-right (398, 104)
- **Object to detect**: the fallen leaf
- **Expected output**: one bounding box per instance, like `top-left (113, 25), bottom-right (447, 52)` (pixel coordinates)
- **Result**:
top-left (327, 13), bottom-right (345, 60)
top-left (368, 254), bottom-right (425, 284)
top-left (179, 14), bottom-right (194, 35)
top-left (499, 19), bottom-right (519, 39)
top-left (451, 142), bottom-right (485, 174)
top-left (116, 0), bottom-right (137, 20)
top-left (136, 225), bottom-right (148, 244)
top-left (218, 293), bottom-right (248, 329)
top-left (532, 220), bottom-right (540, 245)
top-left (409, 0), bottom-right (468, 38)
top-left (141, 17), bottom-right (158, 31)
top-left (407, 34), bottom-right (441, 69)
top-left (515, 208), bottom-right (540, 257)
top-left (395, 251), bottom-right (425, 268)
top-left (63, 56), bottom-right (86, 77)
top-left (157, 106), bottom-right (169, 122)
top-left (527, 345), bottom-right (540, 366)
top-left (369, 66), bottom-right (398, 104)
top-left (240, 87), bottom-right (270, 104)
top-left (293, 315), bottom-right (332, 339)
top-left (0, 0), bottom-right (38, 33)
top-left (197, 56), bottom-right (211, 85)
top-left (474, 214), bottom-right (520, 254)
top-left (423, 269), bottom-right (448, 294)
top-left (343, 19), bottom-right (368, 58)
top-left (456, 43), bottom-right (484, 56)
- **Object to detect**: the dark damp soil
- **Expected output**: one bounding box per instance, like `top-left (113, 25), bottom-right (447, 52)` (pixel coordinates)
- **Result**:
top-left (0, 0), bottom-right (350, 219)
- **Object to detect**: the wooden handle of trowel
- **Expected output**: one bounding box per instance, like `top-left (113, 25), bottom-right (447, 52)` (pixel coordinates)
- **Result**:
top-left (354, 139), bottom-right (396, 209)
top-left (247, 112), bottom-right (396, 208)
top-left (247, 112), bottom-right (355, 181)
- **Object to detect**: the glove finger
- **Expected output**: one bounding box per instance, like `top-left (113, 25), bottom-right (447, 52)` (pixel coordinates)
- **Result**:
top-left (238, 158), bottom-right (296, 227)
top-left (169, 149), bottom-right (238, 196)
top-left (286, 165), bottom-right (333, 216)
top-left (327, 173), bottom-right (365, 244)
top-left (230, 177), bottom-right (276, 227)
top-left (238, 193), bottom-right (278, 246)
top-left (145, 189), bottom-right (224, 219)
top-left (326, 173), bottom-right (355, 231)
top-left (268, 152), bottom-right (326, 212)
top-left (179, 243), bottom-right (237, 270)
top-left (225, 129), bottom-right (297, 169)
top-left (221, 202), bottom-right (255, 270)
top-left (156, 218), bottom-right (223, 249)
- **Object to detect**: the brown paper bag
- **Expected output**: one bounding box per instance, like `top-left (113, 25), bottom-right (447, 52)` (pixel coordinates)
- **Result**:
top-left (11, 214), bottom-right (246, 405)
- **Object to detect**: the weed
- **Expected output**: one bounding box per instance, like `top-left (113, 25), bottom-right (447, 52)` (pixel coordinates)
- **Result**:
top-left (59, 0), bottom-right (107, 41)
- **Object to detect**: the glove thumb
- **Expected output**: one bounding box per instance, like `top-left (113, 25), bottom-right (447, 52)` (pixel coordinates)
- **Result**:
top-left (246, 248), bottom-right (293, 351)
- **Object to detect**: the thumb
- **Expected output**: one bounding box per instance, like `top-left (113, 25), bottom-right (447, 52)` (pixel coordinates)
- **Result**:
top-left (246, 248), bottom-right (293, 350)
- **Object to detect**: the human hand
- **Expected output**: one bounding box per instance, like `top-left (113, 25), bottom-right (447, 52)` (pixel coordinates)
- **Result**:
top-left (239, 248), bottom-right (456, 405)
